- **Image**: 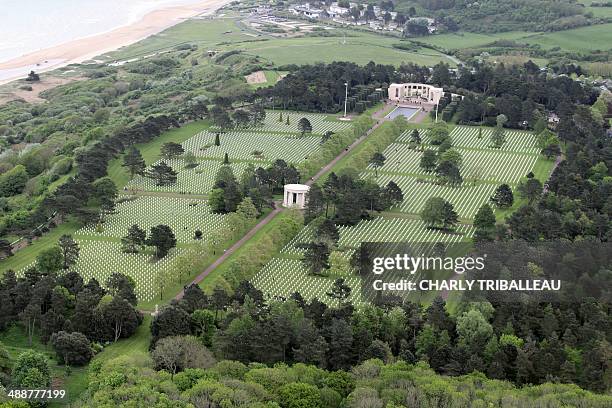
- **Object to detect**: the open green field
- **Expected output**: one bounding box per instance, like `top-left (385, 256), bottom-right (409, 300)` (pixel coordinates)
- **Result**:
top-left (102, 16), bottom-right (456, 67)
top-left (237, 35), bottom-right (454, 67)
top-left (517, 24), bottom-right (612, 51)
top-left (416, 31), bottom-right (534, 50)
top-left (415, 23), bottom-right (612, 55)
top-left (581, 0), bottom-right (612, 18)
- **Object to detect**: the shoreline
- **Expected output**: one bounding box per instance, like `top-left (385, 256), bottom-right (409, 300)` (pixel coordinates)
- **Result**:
top-left (0, 0), bottom-right (231, 85)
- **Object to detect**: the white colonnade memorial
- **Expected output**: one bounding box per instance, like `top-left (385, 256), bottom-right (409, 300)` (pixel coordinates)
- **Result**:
top-left (283, 184), bottom-right (310, 209)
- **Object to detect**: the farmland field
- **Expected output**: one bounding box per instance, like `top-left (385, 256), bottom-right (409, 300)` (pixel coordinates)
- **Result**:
top-left (518, 24), bottom-right (612, 51)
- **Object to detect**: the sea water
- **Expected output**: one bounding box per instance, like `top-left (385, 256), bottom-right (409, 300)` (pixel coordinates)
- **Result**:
top-left (0, 0), bottom-right (204, 63)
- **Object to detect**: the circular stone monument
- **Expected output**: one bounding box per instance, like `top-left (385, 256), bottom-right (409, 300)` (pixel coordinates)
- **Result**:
top-left (283, 184), bottom-right (310, 209)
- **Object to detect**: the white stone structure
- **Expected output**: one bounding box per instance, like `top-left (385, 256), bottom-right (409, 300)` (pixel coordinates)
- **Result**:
top-left (283, 184), bottom-right (310, 209)
top-left (388, 83), bottom-right (444, 105)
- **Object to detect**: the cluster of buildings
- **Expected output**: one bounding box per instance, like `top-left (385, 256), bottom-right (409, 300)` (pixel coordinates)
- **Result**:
top-left (288, 2), bottom-right (436, 33)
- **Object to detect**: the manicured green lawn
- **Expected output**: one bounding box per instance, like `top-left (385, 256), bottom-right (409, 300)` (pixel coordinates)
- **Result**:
top-left (198, 209), bottom-right (284, 293)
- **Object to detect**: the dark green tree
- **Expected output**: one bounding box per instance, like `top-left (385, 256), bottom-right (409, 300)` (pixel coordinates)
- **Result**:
top-left (160, 142), bottom-right (184, 159)
top-left (147, 162), bottom-right (177, 186)
top-left (147, 225), bottom-right (177, 258)
top-left (303, 242), bottom-right (331, 276)
top-left (370, 152), bottom-right (386, 177)
top-left (490, 184), bottom-right (514, 208)
top-left (122, 146), bottom-right (146, 178)
top-left (50, 331), bottom-right (93, 366)
top-left (121, 224), bottom-right (147, 253)
top-left (298, 117), bottom-right (313, 137)
top-left (58, 235), bottom-right (79, 270)
top-left (420, 150), bottom-right (437, 172)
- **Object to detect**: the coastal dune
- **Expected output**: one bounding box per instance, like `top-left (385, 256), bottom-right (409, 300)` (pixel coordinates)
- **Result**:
top-left (0, 0), bottom-right (232, 84)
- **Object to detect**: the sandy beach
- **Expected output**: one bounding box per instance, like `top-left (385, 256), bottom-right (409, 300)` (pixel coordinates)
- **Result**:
top-left (0, 0), bottom-right (231, 85)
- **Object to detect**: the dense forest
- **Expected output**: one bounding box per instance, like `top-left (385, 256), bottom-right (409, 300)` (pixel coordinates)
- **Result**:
top-left (69, 354), bottom-right (612, 407)
top-left (145, 278), bottom-right (612, 393)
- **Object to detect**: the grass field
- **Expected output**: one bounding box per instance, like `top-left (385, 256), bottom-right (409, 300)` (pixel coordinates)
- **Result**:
top-left (416, 31), bottom-right (533, 50)
top-left (518, 24), bottom-right (612, 51)
top-left (101, 16), bottom-right (456, 67)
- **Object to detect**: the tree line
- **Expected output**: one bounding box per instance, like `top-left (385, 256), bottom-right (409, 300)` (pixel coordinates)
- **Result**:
top-left (149, 276), bottom-right (611, 393)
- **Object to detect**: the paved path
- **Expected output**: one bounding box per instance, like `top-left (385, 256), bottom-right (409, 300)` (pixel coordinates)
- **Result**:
top-left (174, 204), bottom-right (283, 300)
top-left (307, 111), bottom-right (389, 186)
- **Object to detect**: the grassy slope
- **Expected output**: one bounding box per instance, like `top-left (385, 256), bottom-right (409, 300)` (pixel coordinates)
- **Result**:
top-left (92, 315), bottom-right (151, 364)
top-left (519, 23), bottom-right (612, 51)
top-left (239, 35), bottom-right (454, 67)
top-left (417, 31), bottom-right (532, 49)
top-left (0, 221), bottom-right (81, 274)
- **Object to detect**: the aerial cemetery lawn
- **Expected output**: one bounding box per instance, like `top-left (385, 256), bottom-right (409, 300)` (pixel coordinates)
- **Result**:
top-left (17, 111), bottom-right (349, 304)
top-left (364, 125), bottom-right (544, 219)
top-left (251, 122), bottom-right (554, 305)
